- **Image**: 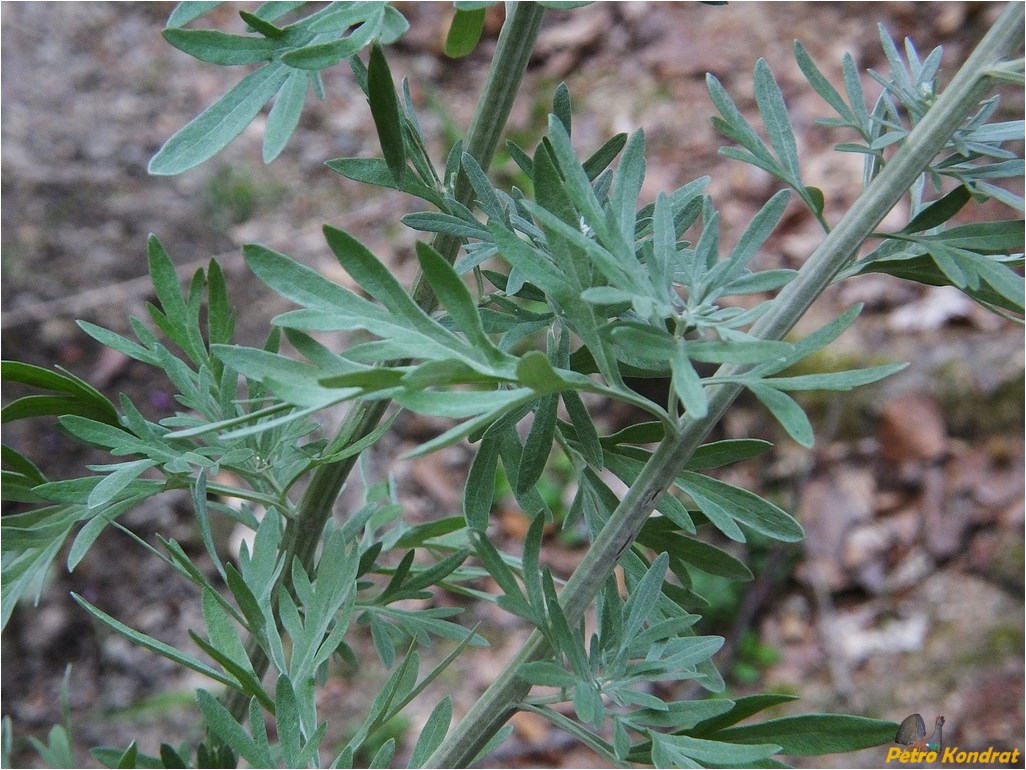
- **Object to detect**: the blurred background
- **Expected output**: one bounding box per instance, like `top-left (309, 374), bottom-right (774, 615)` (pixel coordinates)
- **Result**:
top-left (2, 3), bottom-right (1023, 767)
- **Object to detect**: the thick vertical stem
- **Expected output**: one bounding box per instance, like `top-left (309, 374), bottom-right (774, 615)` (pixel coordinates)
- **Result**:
top-left (283, 0), bottom-right (545, 583)
top-left (411, 2), bottom-right (545, 308)
top-left (423, 3), bottom-right (1024, 766)
top-left (222, 2), bottom-right (547, 722)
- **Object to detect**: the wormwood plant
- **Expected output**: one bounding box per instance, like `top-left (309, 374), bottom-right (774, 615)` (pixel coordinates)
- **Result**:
top-left (3, 2), bottom-right (1023, 767)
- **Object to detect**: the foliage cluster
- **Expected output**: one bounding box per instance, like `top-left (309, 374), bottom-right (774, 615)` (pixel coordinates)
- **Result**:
top-left (3, 2), bottom-right (1023, 768)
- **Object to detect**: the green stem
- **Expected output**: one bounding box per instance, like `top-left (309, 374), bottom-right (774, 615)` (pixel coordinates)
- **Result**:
top-left (423, 3), bottom-right (1024, 766)
top-left (221, 2), bottom-right (546, 722)
top-left (410, 1), bottom-right (545, 309)
top-left (285, 0), bottom-right (544, 577)
top-left (203, 482), bottom-right (289, 513)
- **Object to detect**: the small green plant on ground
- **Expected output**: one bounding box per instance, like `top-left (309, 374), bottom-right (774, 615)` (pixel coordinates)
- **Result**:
top-left (3, 2), bottom-right (1023, 767)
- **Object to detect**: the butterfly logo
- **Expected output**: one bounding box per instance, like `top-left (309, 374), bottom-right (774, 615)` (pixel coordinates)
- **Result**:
top-left (895, 713), bottom-right (945, 753)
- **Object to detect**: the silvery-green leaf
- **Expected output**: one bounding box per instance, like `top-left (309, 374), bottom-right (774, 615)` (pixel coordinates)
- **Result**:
top-left (561, 389), bottom-right (603, 469)
top-left (685, 339), bottom-right (792, 365)
top-left (552, 82), bottom-right (572, 135)
top-left (636, 519), bottom-right (753, 581)
top-left (650, 732), bottom-right (780, 768)
top-left (463, 435), bottom-right (499, 530)
top-left (754, 59), bottom-right (801, 181)
top-left (717, 190), bottom-right (792, 285)
top-left (794, 41), bottom-right (856, 124)
top-left (162, 28), bottom-right (279, 65)
top-left (707, 74), bottom-right (778, 171)
top-left (519, 661), bottom-right (577, 688)
top-left (367, 738), bottom-right (395, 769)
top-left (150, 64), bottom-right (289, 175)
top-left (671, 351), bottom-right (708, 419)
top-left (747, 305), bottom-right (863, 378)
top-left (72, 595), bottom-right (237, 689)
top-left (415, 241), bottom-right (506, 363)
top-left (517, 394), bottom-right (557, 496)
top-left (1, 361), bottom-right (120, 426)
top-left (747, 383), bottom-right (814, 447)
top-left (167, 2), bottom-right (221, 27)
top-left (678, 472), bottom-right (804, 542)
top-left (612, 131), bottom-right (646, 243)
top-left (617, 553), bottom-right (669, 659)
top-left (283, 8), bottom-right (383, 69)
top-left (545, 116), bottom-right (623, 252)
top-left (323, 226), bottom-right (463, 348)
top-left (263, 70), bottom-right (307, 162)
top-left (326, 158), bottom-right (446, 207)
top-left (403, 212), bottom-right (489, 239)
top-left (763, 362), bottom-right (907, 391)
top-left (720, 268), bottom-right (797, 294)
top-left (196, 690), bottom-right (273, 768)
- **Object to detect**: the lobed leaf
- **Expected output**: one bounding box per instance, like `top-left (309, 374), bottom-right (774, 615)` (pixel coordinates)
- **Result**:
top-left (686, 438), bottom-right (773, 469)
top-left (1, 361), bottom-right (119, 426)
top-left (85, 459), bottom-right (158, 510)
top-left (677, 472), bottom-right (804, 542)
top-left (582, 133), bottom-right (629, 180)
top-left (415, 240), bottom-right (506, 363)
top-left (689, 693), bottom-right (800, 736)
top-left (282, 7), bottom-right (383, 69)
top-left (754, 59), bottom-right (801, 182)
top-left (707, 74), bottom-right (779, 174)
top-left (161, 28), bottom-right (279, 66)
top-left (326, 157), bottom-right (446, 207)
top-left (561, 389), bottom-right (603, 469)
top-left (323, 226), bottom-right (455, 341)
top-left (901, 185), bottom-right (972, 233)
top-left (748, 305), bottom-right (864, 379)
top-left (612, 131), bottom-right (647, 243)
top-left (671, 351), bottom-right (708, 419)
top-left (73, 594), bottom-right (237, 689)
top-left (238, 10), bottom-right (286, 39)
top-left (636, 519), bottom-right (753, 581)
top-left (617, 553), bottom-right (670, 659)
top-left (793, 41), bottom-right (857, 125)
top-left (195, 690), bottom-right (273, 769)
top-left (650, 731), bottom-right (780, 768)
top-left (149, 64), bottom-right (289, 175)
top-left (469, 529), bottom-right (537, 622)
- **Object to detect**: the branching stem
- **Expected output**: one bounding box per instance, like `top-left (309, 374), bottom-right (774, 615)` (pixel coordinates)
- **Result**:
top-left (221, 2), bottom-right (546, 722)
top-left (423, 3), bottom-right (1024, 766)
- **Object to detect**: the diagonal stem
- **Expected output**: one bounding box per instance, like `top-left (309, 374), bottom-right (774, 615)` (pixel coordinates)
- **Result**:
top-left (423, 3), bottom-right (1024, 765)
